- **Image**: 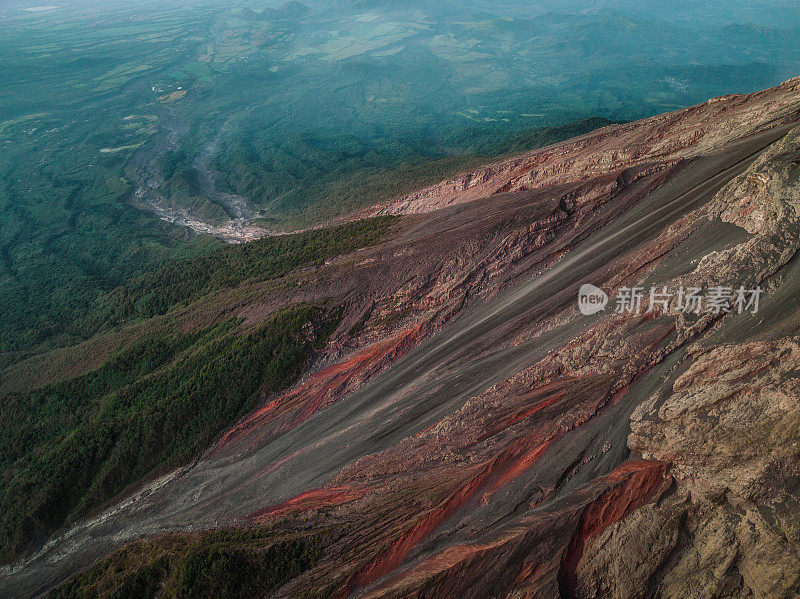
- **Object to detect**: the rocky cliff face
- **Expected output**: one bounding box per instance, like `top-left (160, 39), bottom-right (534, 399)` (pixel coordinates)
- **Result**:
top-left (4, 80), bottom-right (800, 598)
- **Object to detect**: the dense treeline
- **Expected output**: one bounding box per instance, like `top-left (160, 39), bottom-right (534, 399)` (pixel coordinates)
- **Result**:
top-left (0, 132), bottom-right (194, 354)
top-left (0, 306), bottom-right (339, 564)
top-left (0, 214), bottom-right (392, 358)
top-left (483, 117), bottom-right (616, 155)
top-left (50, 530), bottom-right (320, 599)
top-left (95, 216), bottom-right (396, 324)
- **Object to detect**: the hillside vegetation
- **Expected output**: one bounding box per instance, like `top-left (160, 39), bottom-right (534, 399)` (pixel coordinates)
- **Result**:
top-left (0, 217), bottom-right (396, 564)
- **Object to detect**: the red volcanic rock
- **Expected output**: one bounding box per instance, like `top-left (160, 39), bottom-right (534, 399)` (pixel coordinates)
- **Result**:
top-left (248, 486), bottom-right (368, 521)
top-left (216, 322), bottom-right (428, 452)
top-left (570, 340), bottom-right (800, 597)
top-left (559, 460), bottom-right (671, 596)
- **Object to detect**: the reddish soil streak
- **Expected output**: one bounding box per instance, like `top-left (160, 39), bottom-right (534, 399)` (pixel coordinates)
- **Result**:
top-left (514, 560), bottom-right (547, 588)
top-left (479, 385), bottom-right (569, 440)
top-left (247, 486), bottom-right (368, 521)
top-left (340, 438), bottom-right (558, 595)
top-left (216, 323), bottom-right (426, 449)
top-left (479, 439), bottom-right (554, 500)
top-left (352, 467), bottom-right (499, 590)
top-left (559, 460), bottom-right (669, 593)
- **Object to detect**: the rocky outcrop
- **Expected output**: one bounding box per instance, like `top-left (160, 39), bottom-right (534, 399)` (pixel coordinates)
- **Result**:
top-left (573, 339), bottom-right (800, 598)
top-left (548, 112), bottom-right (800, 599)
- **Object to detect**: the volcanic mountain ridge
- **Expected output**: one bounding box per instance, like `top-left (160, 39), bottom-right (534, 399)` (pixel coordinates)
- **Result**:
top-left (3, 77), bottom-right (800, 598)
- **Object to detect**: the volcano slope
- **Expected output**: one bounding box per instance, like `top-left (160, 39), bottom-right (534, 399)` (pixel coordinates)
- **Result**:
top-left (3, 78), bottom-right (800, 598)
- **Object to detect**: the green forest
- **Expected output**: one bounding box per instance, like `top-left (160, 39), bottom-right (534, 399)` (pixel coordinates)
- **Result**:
top-left (50, 530), bottom-right (321, 599)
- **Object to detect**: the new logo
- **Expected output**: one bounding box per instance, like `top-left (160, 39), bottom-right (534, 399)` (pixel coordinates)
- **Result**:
top-left (578, 283), bottom-right (608, 316)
